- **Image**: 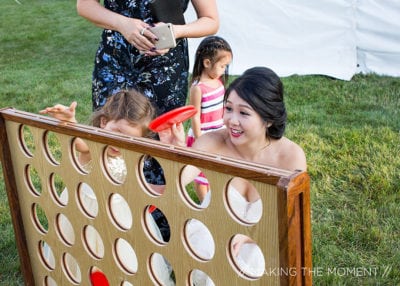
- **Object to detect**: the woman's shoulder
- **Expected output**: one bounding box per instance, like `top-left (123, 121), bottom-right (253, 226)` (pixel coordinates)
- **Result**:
top-left (272, 137), bottom-right (307, 171)
top-left (280, 136), bottom-right (303, 150)
top-left (192, 129), bottom-right (227, 152)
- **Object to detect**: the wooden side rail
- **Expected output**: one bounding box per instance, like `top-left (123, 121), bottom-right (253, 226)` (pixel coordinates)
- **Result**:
top-left (0, 107), bottom-right (312, 286)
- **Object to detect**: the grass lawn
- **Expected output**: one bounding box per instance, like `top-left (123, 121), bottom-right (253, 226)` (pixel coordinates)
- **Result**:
top-left (1, 0), bottom-right (399, 285)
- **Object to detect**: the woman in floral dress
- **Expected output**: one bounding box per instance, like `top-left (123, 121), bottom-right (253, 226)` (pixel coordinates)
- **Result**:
top-left (77, 0), bottom-right (219, 115)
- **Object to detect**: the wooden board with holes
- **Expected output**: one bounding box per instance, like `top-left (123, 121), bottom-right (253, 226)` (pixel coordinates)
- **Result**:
top-left (0, 107), bottom-right (312, 286)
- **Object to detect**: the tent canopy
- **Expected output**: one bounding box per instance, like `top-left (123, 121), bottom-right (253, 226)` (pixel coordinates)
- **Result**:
top-left (185, 0), bottom-right (400, 80)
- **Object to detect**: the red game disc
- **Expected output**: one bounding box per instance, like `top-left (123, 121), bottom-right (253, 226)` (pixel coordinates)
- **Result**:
top-left (90, 271), bottom-right (109, 286)
top-left (149, 105), bottom-right (197, 132)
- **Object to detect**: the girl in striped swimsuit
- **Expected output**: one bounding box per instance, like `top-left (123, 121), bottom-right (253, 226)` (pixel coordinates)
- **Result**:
top-left (186, 36), bottom-right (233, 206)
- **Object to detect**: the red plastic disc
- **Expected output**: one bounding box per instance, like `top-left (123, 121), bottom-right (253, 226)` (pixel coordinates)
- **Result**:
top-left (90, 271), bottom-right (109, 286)
top-left (149, 105), bottom-right (197, 132)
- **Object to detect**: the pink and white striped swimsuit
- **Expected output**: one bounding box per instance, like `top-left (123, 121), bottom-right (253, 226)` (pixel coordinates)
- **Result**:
top-left (187, 80), bottom-right (225, 147)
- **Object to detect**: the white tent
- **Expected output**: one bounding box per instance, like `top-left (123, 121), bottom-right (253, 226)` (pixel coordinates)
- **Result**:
top-left (185, 0), bottom-right (400, 80)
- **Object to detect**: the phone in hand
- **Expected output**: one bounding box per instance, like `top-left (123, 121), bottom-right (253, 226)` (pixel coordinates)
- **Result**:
top-left (150, 23), bottom-right (176, 50)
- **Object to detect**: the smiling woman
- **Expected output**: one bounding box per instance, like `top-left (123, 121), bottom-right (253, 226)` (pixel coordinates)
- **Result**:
top-left (173, 67), bottom-right (309, 279)
top-left (192, 66), bottom-right (307, 172)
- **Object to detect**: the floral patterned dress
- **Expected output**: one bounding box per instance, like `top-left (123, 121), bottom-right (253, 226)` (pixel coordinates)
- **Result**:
top-left (91, 0), bottom-right (190, 115)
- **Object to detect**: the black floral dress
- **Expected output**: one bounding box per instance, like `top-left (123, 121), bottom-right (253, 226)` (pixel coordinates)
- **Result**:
top-left (91, 0), bottom-right (190, 116)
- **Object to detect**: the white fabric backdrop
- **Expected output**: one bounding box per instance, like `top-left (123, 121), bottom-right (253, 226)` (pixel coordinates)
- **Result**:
top-left (184, 0), bottom-right (400, 80)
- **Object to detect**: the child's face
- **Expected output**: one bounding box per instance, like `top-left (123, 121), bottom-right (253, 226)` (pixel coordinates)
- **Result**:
top-left (206, 50), bottom-right (232, 79)
top-left (101, 118), bottom-right (144, 157)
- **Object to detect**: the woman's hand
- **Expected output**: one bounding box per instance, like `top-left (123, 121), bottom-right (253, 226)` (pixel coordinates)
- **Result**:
top-left (76, 0), bottom-right (162, 55)
top-left (39, 101), bottom-right (77, 123)
top-left (139, 23), bottom-right (171, 56)
top-left (118, 18), bottom-right (157, 52)
top-left (119, 19), bottom-right (172, 56)
top-left (158, 122), bottom-right (186, 146)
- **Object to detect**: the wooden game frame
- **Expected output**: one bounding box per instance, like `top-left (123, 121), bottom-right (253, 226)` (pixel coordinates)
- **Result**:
top-left (0, 107), bottom-right (312, 285)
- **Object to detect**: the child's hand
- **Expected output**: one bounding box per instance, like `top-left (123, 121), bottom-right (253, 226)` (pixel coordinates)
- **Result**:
top-left (39, 101), bottom-right (77, 123)
top-left (158, 122), bottom-right (186, 146)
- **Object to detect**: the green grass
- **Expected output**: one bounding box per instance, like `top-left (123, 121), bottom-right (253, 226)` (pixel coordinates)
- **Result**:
top-left (1, 1), bottom-right (400, 285)
top-left (282, 75), bottom-right (400, 284)
top-left (0, 0), bottom-right (94, 123)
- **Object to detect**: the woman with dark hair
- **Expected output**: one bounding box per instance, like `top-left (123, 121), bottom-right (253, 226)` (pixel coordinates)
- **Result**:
top-left (156, 66), bottom-right (307, 284)
top-left (193, 66), bottom-right (306, 172)
top-left (165, 66), bottom-right (307, 283)
top-left (178, 67), bottom-right (307, 283)
top-left (172, 66), bottom-right (307, 204)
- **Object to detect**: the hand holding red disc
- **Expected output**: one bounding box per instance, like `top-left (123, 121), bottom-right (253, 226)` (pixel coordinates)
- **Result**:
top-left (149, 105), bottom-right (197, 132)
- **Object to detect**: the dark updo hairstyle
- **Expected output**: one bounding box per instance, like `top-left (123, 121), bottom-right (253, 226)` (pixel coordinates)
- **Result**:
top-left (224, 66), bottom-right (287, 139)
